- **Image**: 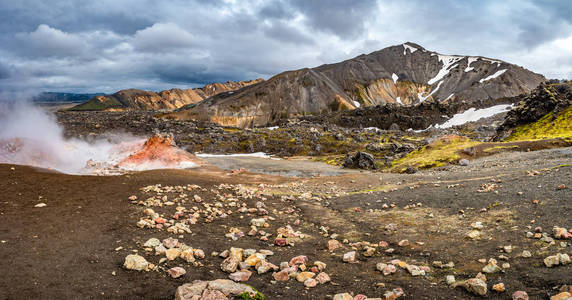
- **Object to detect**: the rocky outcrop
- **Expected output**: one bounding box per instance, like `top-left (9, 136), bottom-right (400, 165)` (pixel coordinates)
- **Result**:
top-left (165, 42), bottom-right (544, 127)
top-left (69, 79), bottom-right (263, 111)
top-left (495, 81), bottom-right (572, 140)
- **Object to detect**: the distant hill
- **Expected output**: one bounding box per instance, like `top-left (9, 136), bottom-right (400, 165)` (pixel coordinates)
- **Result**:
top-left (68, 79), bottom-right (263, 111)
top-left (164, 42), bottom-right (545, 128)
top-left (32, 92), bottom-right (105, 103)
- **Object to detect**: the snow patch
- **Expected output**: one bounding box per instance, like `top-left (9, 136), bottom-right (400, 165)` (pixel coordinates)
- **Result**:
top-left (396, 97), bottom-right (403, 105)
top-left (392, 73), bottom-right (399, 84)
top-left (427, 55), bottom-right (463, 85)
top-left (479, 69), bottom-right (507, 83)
top-left (266, 126), bottom-right (279, 130)
top-left (364, 127), bottom-right (382, 132)
top-left (419, 81), bottom-right (443, 102)
top-left (465, 57), bottom-right (478, 72)
top-left (403, 44), bottom-right (418, 55)
top-left (434, 104), bottom-right (513, 129)
top-left (444, 93), bottom-right (454, 101)
top-left (353, 101), bottom-right (361, 108)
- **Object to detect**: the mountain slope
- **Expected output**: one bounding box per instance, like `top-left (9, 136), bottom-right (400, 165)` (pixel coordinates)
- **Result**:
top-left (166, 42), bottom-right (544, 127)
top-left (69, 79), bottom-right (263, 111)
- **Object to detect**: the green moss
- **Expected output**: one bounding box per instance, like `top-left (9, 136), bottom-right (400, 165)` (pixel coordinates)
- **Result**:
top-left (238, 286), bottom-right (266, 300)
top-left (312, 155), bottom-right (345, 166)
top-left (482, 145), bottom-right (519, 153)
top-left (506, 105), bottom-right (572, 141)
top-left (391, 135), bottom-right (481, 172)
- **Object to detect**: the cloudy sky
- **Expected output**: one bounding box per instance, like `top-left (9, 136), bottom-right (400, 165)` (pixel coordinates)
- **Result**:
top-left (0, 0), bottom-right (570, 95)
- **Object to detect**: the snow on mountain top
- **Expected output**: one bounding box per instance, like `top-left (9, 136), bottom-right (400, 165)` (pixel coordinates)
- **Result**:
top-left (392, 73), bottom-right (398, 84)
top-left (434, 104), bottom-right (513, 129)
top-left (479, 69), bottom-right (507, 83)
top-left (427, 55), bottom-right (463, 85)
top-left (403, 44), bottom-right (418, 55)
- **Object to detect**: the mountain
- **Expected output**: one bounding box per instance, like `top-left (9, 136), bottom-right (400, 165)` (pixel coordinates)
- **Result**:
top-left (32, 92), bottom-right (105, 103)
top-left (68, 79), bottom-right (263, 111)
top-left (165, 42), bottom-right (544, 128)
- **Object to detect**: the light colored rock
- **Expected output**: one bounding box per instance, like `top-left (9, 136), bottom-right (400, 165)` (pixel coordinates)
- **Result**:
top-left (466, 230), bottom-right (482, 240)
top-left (446, 275), bottom-right (455, 285)
top-left (465, 278), bottom-right (487, 296)
top-left (34, 203), bottom-right (47, 208)
top-left (296, 271), bottom-right (315, 282)
top-left (333, 293), bottom-right (353, 300)
top-left (304, 278), bottom-right (317, 288)
top-left (482, 261), bottom-right (502, 273)
top-left (272, 270), bottom-right (289, 281)
top-left (166, 248), bottom-right (181, 261)
top-left (168, 267), bottom-right (186, 278)
top-left (228, 270), bottom-right (252, 282)
top-left (289, 255), bottom-right (308, 266)
top-left (512, 291), bottom-right (529, 300)
top-left (492, 283), bottom-right (505, 292)
top-left (521, 250), bottom-right (532, 258)
top-left (328, 239), bottom-right (342, 252)
top-left (207, 279), bottom-right (256, 297)
top-left (343, 251), bottom-right (356, 263)
top-left (250, 218), bottom-right (266, 227)
top-left (143, 238), bottom-right (161, 248)
top-left (123, 254), bottom-right (149, 271)
top-left (316, 272), bottom-right (331, 284)
top-left (162, 237), bottom-right (179, 249)
top-left (221, 256), bottom-right (239, 273)
top-left (180, 249), bottom-right (196, 263)
top-left (551, 292), bottom-right (572, 300)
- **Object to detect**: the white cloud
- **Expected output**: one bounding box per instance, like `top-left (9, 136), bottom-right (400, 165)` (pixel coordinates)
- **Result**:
top-left (14, 24), bottom-right (87, 57)
top-left (131, 23), bottom-right (195, 52)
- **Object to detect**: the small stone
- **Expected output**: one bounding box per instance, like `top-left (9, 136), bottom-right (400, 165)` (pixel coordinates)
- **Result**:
top-left (383, 264), bottom-right (397, 276)
top-left (250, 218), bottom-right (266, 227)
top-left (465, 278), bottom-right (487, 296)
top-left (503, 245), bottom-right (513, 253)
top-left (328, 239), bottom-right (342, 252)
top-left (289, 255), bottom-right (308, 266)
top-left (333, 293), bottom-right (353, 300)
top-left (168, 267), bottom-right (186, 278)
top-left (166, 248), bottom-right (181, 261)
top-left (229, 270), bottom-right (252, 282)
top-left (466, 230), bottom-right (481, 240)
top-left (521, 250), bottom-right (532, 258)
top-left (476, 272), bottom-right (487, 282)
top-left (398, 240), bottom-right (409, 247)
top-left (143, 238), bottom-right (161, 248)
top-left (304, 278), bottom-right (317, 288)
top-left (162, 237), bottom-right (178, 249)
top-left (316, 272), bottom-right (331, 284)
top-left (492, 283), bottom-right (505, 292)
top-left (512, 291), bottom-right (529, 300)
top-left (551, 292), bottom-right (572, 300)
top-left (296, 271), bottom-right (315, 282)
top-left (343, 251), bottom-right (356, 263)
top-left (446, 275), bottom-right (455, 285)
top-left (221, 256), bottom-right (239, 273)
top-left (34, 203), bottom-right (47, 208)
top-left (123, 254), bottom-right (149, 271)
top-left (272, 270), bottom-right (289, 281)
top-left (544, 254), bottom-right (561, 267)
top-left (482, 261), bottom-right (502, 273)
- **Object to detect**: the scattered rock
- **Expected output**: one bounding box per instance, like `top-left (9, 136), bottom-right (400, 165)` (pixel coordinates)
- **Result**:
top-left (123, 254), bottom-right (149, 271)
top-left (512, 291), bottom-right (529, 300)
top-left (492, 283), bottom-right (505, 292)
top-left (316, 272), bottom-right (331, 284)
top-left (34, 203), bottom-right (47, 208)
top-left (333, 293), bottom-right (353, 300)
top-left (446, 275), bottom-right (456, 285)
top-left (168, 267), bottom-right (186, 278)
top-left (459, 159), bottom-right (470, 166)
top-left (343, 151), bottom-right (376, 170)
top-left (328, 239), bottom-right (342, 252)
top-left (551, 292), bottom-right (572, 300)
top-left (229, 270), bottom-right (252, 282)
top-left (343, 251), bottom-right (356, 263)
top-left (221, 256), bottom-right (239, 273)
top-left (464, 278), bottom-right (487, 296)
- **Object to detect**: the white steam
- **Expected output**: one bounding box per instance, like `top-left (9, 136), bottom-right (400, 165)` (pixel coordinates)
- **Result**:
top-left (0, 101), bottom-right (147, 174)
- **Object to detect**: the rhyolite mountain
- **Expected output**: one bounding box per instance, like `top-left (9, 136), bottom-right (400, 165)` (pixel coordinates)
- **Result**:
top-left (69, 79), bottom-right (263, 111)
top-left (165, 42), bottom-right (544, 128)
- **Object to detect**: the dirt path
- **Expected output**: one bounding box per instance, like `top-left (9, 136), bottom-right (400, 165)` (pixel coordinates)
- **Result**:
top-left (0, 148), bottom-right (570, 299)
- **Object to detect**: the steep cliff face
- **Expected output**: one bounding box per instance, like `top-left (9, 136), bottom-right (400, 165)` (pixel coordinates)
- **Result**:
top-left (166, 42), bottom-right (544, 128)
top-left (69, 79), bottom-right (263, 111)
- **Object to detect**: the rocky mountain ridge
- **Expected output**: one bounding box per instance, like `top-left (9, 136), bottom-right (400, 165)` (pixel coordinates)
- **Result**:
top-left (165, 42), bottom-right (544, 128)
top-left (69, 79), bottom-right (263, 111)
